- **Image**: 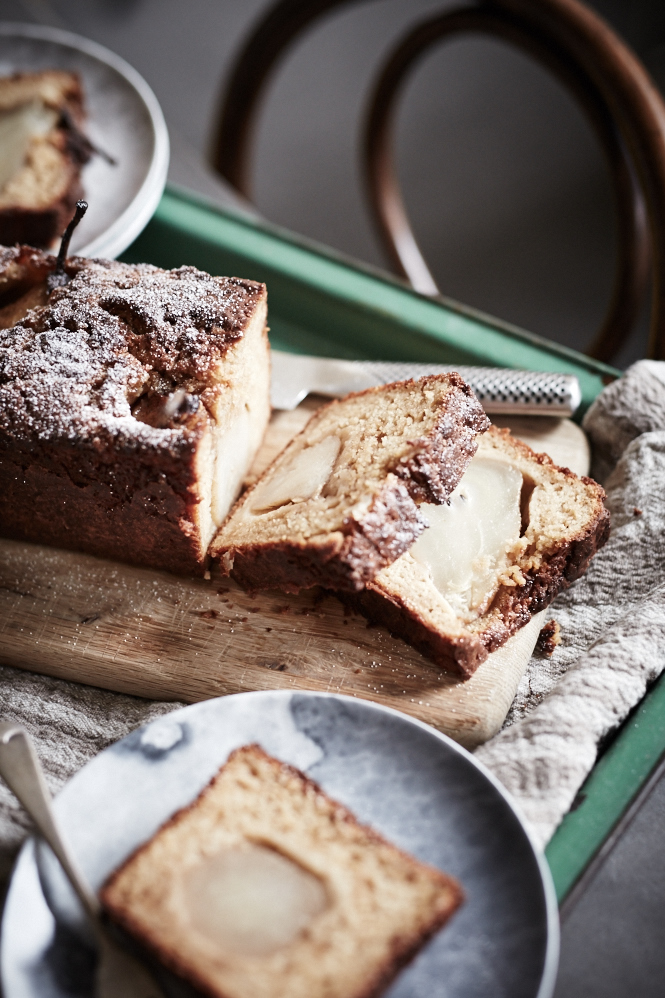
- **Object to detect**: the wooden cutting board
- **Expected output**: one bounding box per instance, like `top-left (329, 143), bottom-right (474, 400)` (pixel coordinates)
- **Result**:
top-left (0, 407), bottom-right (589, 749)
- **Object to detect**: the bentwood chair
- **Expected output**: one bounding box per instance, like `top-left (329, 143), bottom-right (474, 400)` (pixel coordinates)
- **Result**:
top-left (209, 0), bottom-right (665, 364)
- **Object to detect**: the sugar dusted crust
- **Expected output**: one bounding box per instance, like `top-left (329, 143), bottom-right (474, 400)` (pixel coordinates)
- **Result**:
top-left (214, 374), bottom-right (489, 593)
top-left (101, 744), bottom-right (463, 998)
top-left (222, 476), bottom-right (431, 593)
top-left (383, 372), bottom-right (491, 504)
top-left (343, 426), bottom-right (610, 677)
top-left (0, 248), bottom-right (270, 574)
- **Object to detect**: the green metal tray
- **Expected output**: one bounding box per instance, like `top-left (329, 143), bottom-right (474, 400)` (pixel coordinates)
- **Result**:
top-left (123, 184), bottom-right (663, 904)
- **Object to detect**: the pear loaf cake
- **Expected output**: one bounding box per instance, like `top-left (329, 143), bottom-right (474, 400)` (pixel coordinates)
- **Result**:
top-left (0, 245), bottom-right (270, 574)
top-left (0, 71), bottom-right (91, 248)
top-left (212, 374), bottom-right (489, 592)
top-left (101, 744), bottom-right (463, 998)
top-left (344, 426), bottom-right (609, 677)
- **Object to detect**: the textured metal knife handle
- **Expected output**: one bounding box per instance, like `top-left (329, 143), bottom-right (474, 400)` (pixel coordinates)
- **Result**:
top-left (361, 362), bottom-right (582, 415)
top-left (270, 350), bottom-right (582, 415)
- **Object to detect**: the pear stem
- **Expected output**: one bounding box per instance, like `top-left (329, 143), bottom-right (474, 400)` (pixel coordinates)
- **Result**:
top-left (47, 200), bottom-right (88, 292)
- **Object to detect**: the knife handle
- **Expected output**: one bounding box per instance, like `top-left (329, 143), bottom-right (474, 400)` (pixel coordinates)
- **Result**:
top-left (270, 351), bottom-right (582, 416)
top-left (363, 363), bottom-right (581, 416)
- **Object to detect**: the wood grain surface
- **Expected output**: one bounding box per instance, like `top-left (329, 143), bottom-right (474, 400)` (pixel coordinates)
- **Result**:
top-left (0, 409), bottom-right (588, 749)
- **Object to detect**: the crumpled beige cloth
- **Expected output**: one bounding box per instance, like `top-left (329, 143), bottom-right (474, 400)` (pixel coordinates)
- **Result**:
top-left (477, 361), bottom-right (665, 847)
top-left (1, 361), bottom-right (663, 891)
top-left (0, 668), bottom-right (182, 892)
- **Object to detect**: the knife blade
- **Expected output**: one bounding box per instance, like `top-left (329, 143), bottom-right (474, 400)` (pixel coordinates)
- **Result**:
top-left (270, 350), bottom-right (581, 416)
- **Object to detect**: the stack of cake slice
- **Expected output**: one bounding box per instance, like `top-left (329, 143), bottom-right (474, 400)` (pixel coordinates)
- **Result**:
top-left (212, 373), bottom-right (489, 592)
top-left (213, 381), bottom-right (609, 676)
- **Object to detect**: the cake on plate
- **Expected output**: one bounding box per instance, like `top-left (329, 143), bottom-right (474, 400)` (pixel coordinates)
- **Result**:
top-left (101, 743), bottom-right (463, 998)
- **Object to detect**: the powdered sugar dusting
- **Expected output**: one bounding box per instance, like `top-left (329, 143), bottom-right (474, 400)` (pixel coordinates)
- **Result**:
top-left (0, 254), bottom-right (264, 453)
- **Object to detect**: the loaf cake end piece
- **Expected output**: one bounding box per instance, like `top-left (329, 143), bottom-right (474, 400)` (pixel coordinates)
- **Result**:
top-left (101, 743), bottom-right (463, 998)
top-left (0, 248), bottom-right (270, 574)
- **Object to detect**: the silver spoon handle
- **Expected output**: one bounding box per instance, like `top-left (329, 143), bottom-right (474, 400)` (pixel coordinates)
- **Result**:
top-left (0, 722), bottom-right (100, 923)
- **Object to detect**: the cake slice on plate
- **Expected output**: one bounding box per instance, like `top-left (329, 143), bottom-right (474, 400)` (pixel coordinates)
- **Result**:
top-left (0, 247), bottom-right (270, 574)
top-left (101, 744), bottom-right (463, 998)
top-left (343, 426), bottom-right (609, 677)
top-left (212, 374), bottom-right (489, 592)
top-left (0, 71), bottom-right (91, 248)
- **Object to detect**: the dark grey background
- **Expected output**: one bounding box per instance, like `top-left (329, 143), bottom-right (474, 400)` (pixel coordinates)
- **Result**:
top-left (1, 2), bottom-right (665, 995)
top-left (556, 766), bottom-right (665, 998)
top-left (4, 0), bottom-right (665, 365)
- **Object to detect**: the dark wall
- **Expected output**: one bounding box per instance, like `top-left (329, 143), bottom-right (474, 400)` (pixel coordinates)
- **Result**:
top-left (2, 0), bottom-right (665, 364)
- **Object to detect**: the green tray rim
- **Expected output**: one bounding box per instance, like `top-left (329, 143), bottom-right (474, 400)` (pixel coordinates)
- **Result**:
top-left (545, 669), bottom-right (665, 902)
top-left (127, 184), bottom-right (654, 904)
top-left (163, 184), bottom-right (621, 380)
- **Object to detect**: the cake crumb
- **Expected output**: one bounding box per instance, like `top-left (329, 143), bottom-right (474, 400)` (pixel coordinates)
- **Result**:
top-left (536, 619), bottom-right (561, 657)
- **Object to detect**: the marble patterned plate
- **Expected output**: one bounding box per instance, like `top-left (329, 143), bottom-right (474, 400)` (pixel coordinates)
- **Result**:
top-left (0, 22), bottom-right (169, 259)
top-left (0, 691), bottom-right (559, 998)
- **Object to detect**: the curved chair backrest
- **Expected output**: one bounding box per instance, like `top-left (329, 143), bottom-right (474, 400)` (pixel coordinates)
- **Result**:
top-left (211, 0), bottom-right (665, 364)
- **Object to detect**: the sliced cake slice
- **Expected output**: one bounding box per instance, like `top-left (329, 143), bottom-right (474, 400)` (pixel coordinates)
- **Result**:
top-left (0, 247), bottom-right (270, 574)
top-left (101, 744), bottom-right (463, 998)
top-left (0, 70), bottom-right (90, 248)
top-left (343, 426), bottom-right (609, 677)
top-left (212, 374), bottom-right (489, 592)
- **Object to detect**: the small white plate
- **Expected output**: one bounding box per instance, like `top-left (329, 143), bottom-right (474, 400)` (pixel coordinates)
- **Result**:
top-left (0, 22), bottom-right (169, 259)
top-left (0, 691), bottom-right (559, 998)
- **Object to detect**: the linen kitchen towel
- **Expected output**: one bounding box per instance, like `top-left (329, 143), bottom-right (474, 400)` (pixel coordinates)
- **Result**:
top-left (478, 361), bottom-right (665, 847)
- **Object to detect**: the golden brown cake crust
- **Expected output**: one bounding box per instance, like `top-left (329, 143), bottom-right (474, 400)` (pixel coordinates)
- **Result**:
top-left (340, 583), bottom-right (491, 675)
top-left (0, 249), bottom-right (267, 574)
top-left (224, 477), bottom-right (432, 593)
top-left (101, 744), bottom-right (463, 998)
top-left (383, 372), bottom-right (490, 504)
top-left (342, 427), bottom-right (610, 677)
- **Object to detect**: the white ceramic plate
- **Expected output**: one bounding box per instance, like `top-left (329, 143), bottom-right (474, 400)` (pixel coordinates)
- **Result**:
top-left (0, 691), bottom-right (559, 998)
top-left (0, 22), bottom-right (169, 259)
